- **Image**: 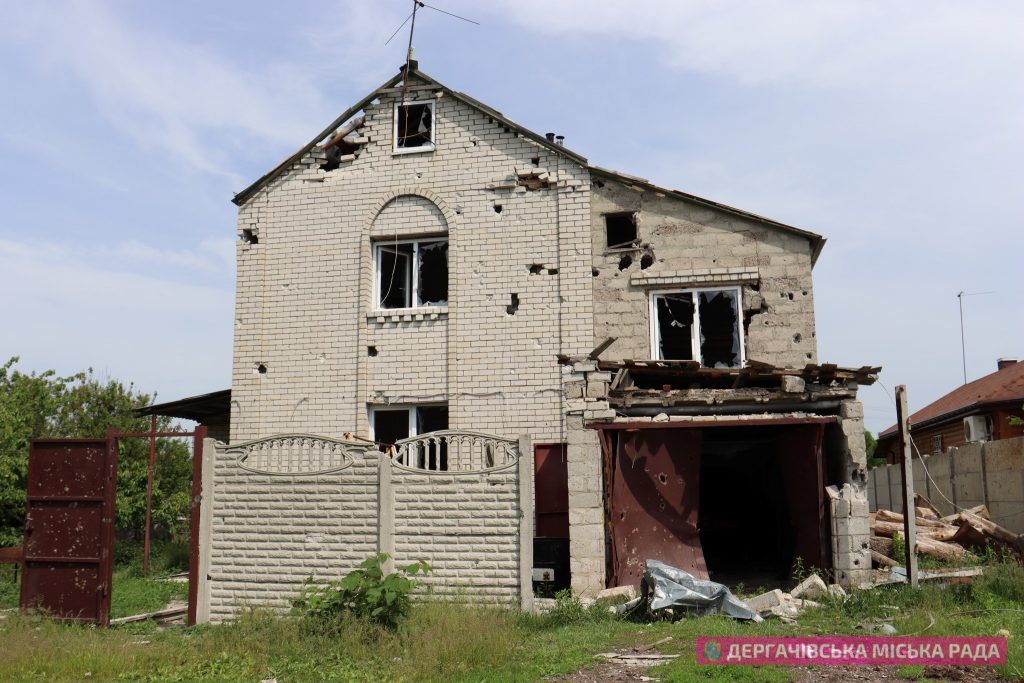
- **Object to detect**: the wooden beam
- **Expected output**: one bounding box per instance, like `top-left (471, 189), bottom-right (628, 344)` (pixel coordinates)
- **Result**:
top-left (896, 385), bottom-right (919, 588)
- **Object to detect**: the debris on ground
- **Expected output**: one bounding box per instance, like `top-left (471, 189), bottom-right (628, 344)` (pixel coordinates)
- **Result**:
top-left (616, 559), bottom-right (761, 622)
top-left (869, 505), bottom-right (1024, 566)
top-left (743, 574), bottom-right (836, 621)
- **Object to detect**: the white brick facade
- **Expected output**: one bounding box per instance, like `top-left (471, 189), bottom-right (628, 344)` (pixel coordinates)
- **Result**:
top-left (216, 68), bottom-right (867, 608)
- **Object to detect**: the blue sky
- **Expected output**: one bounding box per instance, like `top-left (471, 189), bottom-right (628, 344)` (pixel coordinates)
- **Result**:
top-left (1, 1), bottom-right (1021, 433)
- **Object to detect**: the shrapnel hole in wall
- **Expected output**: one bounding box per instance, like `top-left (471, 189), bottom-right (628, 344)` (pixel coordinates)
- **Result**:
top-left (618, 254), bottom-right (633, 271)
top-left (529, 264), bottom-right (543, 275)
top-left (506, 293), bottom-right (520, 315)
top-left (640, 253), bottom-right (654, 270)
top-left (493, 204), bottom-right (503, 214)
top-left (368, 346), bottom-right (378, 357)
top-left (241, 229), bottom-right (258, 245)
top-left (605, 212), bottom-right (638, 248)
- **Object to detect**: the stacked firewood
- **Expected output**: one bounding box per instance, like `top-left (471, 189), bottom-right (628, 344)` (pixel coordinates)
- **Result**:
top-left (869, 503), bottom-right (1024, 567)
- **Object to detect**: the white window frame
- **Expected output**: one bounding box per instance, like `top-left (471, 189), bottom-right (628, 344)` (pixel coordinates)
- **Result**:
top-left (373, 237), bottom-right (448, 311)
top-left (368, 406), bottom-right (418, 442)
top-left (393, 100), bottom-right (435, 155)
top-left (649, 286), bottom-right (745, 367)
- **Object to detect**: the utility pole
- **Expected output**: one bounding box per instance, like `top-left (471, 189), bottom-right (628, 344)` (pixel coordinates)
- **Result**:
top-left (896, 385), bottom-right (918, 588)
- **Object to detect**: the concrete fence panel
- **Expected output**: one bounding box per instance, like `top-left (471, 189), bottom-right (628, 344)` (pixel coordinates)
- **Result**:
top-left (868, 436), bottom-right (1024, 534)
top-left (200, 431), bottom-right (531, 623)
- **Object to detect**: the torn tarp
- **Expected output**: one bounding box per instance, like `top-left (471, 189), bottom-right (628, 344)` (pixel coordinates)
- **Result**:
top-left (618, 559), bottom-right (762, 622)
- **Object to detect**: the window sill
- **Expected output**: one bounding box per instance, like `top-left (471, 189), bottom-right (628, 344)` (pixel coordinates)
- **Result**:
top-left (392, 145), bottom-right (435, 156)
top-left (368, 307), bottom-right (448, 324)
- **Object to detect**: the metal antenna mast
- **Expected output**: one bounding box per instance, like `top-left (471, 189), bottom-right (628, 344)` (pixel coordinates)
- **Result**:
top-left (957, 290), bottom-right (995, 384)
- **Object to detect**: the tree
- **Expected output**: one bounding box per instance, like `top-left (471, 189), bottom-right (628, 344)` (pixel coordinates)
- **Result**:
top-left (864, 430), bottom-right (885, 468)
top-left (0, 357), bottom-right (192, 546)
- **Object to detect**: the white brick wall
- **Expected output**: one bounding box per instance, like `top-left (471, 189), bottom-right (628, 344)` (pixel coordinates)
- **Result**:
top-left (231, 75), bottom-right (593, 444)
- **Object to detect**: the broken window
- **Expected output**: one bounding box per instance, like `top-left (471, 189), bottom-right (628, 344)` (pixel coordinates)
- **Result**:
top-left (375, 238), bottom-right (448, 309)
top-left (394, 101), bottom-right (434, 152)
top-left (371, 404), bottom-right (449, 469)
top-left (651, 287), bottom-right (743, 367)
top-left (605, 212), bottom-right (638, 248)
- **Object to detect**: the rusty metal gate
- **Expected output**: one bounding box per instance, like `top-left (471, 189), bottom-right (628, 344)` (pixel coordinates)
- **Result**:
top-left (608, 429), bottom-right (707, 587)
top-left (20, 438), bottom-right (118, 625)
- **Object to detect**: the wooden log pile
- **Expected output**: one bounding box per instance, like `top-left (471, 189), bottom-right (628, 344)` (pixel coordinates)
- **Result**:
top-left (869, 504), bottom-right (1024, 567)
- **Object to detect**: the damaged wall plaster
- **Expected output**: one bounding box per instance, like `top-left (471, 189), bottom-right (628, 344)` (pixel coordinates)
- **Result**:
top-left (589, 177), bottom-right (818, 369)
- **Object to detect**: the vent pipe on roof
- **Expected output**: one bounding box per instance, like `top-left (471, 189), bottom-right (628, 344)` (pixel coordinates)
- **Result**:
top-left (997, 358), bottom-right (1020, 370)
top-left (555, 135), bottom-right (565, 146)
top-left (545, 132), bottom-right (556, 143)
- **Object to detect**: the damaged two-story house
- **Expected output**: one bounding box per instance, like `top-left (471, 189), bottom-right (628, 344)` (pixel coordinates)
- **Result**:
top-left (163, 63), bottom-right (879, 620)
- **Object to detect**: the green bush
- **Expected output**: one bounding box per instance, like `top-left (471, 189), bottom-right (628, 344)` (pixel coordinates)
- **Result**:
top-left (291, 553), bottom-right (430, 630)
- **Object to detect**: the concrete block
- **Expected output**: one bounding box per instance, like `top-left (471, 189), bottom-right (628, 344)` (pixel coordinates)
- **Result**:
top-left (747, 589), bottom-right (786, 613)
top-left (791, 574), bottom-right (827, 600)
top-left (781, 375), bottom-right (805, 393)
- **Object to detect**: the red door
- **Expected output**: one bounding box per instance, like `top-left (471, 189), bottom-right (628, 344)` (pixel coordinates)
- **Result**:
top-left (534, 444), bottom-right (569, 538)
top-left (20, 438), bottom-right (118, 625)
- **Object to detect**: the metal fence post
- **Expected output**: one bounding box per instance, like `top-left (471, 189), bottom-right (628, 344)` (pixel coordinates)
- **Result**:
top-left (518, 434), bottom-right (534, 613)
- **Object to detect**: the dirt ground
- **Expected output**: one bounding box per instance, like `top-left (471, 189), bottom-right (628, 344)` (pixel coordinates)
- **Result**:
top-left (546, 648), bottom-right (1007, 683)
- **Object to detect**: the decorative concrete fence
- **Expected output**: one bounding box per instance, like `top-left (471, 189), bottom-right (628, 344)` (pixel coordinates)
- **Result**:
top-left (868, 436), bottom-right (1024, 534)
top-left (196, 432), bottom-right (533, 623)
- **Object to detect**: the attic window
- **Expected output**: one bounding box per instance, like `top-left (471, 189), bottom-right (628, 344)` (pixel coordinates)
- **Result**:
top-left (375, 238), bottom-right (448, 309)
top-left (605, 213), bottom-right (638, 248)
top-left (394, 101), bottom-right (434, 153)
top-left (650, 287), bottom-right (743, 367)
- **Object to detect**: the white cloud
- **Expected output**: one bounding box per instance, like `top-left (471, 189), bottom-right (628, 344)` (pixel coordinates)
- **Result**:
top-left (488, 1), bottom-right (1024, 95)
top-left (0, 1), bottom-right (337, 180)
top-left (0, 238), bottom-right (233, 400)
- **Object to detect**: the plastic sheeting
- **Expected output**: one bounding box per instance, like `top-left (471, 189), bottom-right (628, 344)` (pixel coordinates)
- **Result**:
top-left (618, 559), bottom-right (762, 622)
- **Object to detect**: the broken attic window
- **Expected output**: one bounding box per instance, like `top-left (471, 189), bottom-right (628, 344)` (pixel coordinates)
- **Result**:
top-left (375, 238), bottom-right (448, 309)
top-left (652, 287), bottom-right (743, 367)
top-left (605, 213), bottom-right (638, 248)
top-left (395, 101), bottom-right (434, 152)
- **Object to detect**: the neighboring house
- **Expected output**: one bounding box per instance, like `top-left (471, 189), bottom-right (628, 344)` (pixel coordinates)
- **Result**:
top-left (876, 359), bottom-right (1024, 463)
top-left (146, 63), bottom-right (878, 619)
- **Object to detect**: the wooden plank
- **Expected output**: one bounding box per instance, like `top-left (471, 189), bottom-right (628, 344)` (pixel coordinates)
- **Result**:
top-left (109, 606), bottom-right (187, 626)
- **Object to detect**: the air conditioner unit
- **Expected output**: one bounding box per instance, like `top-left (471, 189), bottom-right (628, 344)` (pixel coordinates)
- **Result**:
top-left (963, 415), bottom-right (993, 442)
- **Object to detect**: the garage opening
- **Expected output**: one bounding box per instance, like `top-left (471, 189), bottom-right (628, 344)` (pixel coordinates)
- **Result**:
top-left (699, 424), bottom-right (828, 589)
top-left (606, 421), bottom-right (831, 591)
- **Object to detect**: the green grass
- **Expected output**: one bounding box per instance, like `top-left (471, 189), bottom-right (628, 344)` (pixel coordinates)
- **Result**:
top-left (0, 567), bottom-right (186, 618)
top-left (0, 563), bottom-right (1021, 682)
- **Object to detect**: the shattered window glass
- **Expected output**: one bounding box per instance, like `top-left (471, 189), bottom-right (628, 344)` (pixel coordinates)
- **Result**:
top-left (417, 240), bottom-right (448, 306)
top-left (378, 243), bottom-right (414, 309)
top-left (656, 293), bottom-right (695, 361)
top-left (698, 289), bottom-right (741, 368)
top-left (376, 239), bottom-right (448, 309)
top-left (654, 288), bottom-right (742, 366)
top-left (396, 103), bottom-right (433, 149)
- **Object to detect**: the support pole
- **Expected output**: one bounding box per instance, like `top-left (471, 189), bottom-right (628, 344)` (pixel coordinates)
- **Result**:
top-left (143, 415), bottom-right (156, 577)
top-left (895, 385), bottom-right (919, 588)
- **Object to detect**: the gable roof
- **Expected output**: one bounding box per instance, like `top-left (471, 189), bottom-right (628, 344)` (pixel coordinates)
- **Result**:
top-left (879, 361), bottom-right (1024, 438)
top-left (232, 65), bottom-right (587, 207)
top-left (231, 65), bottom-right (826, 262)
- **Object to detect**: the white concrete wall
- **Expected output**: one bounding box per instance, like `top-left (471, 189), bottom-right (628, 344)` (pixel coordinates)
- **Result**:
top-left (869, 436), bottom-right (1024, 534)
top-left (205, 436), bottom-right (527, 622)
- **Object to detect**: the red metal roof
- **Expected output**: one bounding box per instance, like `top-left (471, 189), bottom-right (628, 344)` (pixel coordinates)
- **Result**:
top-left (880, 361), bottom-right (1024, 437)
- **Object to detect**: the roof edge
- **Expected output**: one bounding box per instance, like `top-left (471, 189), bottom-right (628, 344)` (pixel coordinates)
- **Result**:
top-left (232, 68), bottom-right (588, 207)
top-left (877, 398), bottom-right (1023, 440)
top-left (588, 165), bottom-right (827, 266)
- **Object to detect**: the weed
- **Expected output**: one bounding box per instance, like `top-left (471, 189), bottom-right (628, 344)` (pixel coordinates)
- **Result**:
top-left (291, 553), bottom-right (429, 630)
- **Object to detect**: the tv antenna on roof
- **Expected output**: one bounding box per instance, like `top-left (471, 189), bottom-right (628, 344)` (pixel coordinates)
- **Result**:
top-left (957, 290), bottom-right (995, 385)
top-left (386, 1), bottom-right (479, 92)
